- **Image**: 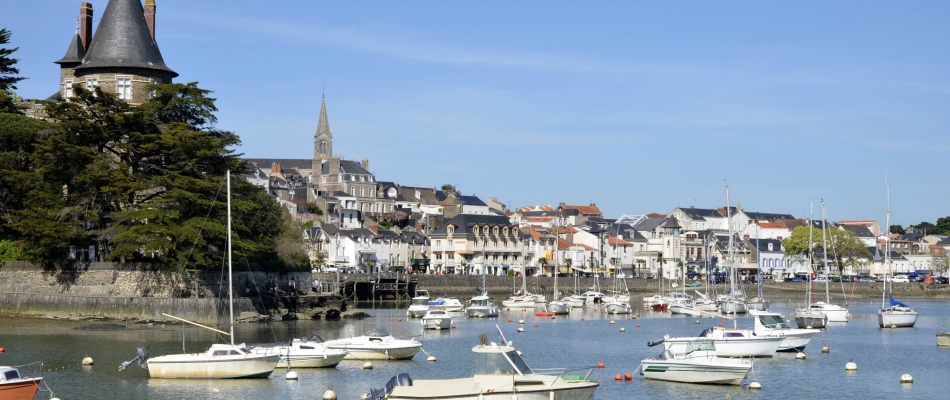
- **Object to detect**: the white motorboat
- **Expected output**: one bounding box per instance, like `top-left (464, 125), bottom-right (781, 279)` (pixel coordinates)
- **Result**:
top-left (250, 336), bottom-right (348, 368)
top-left (135, 172), bottom-right (279, 379)
top-left (324, 327), bottom-right (422, 360)
top-left (606, 300), bottom-right (632, 314)
top-left (365, 336), bottom-right (599, 400)
top-left (794, 306), bottom-right (828, 329)
top-left (581, 291), bottom-right (606, 304)
top-left (719, 298), bottom-right (747, 314)
top-left (422, 307), bottom-right (453, 330)
top-left (502, 291), bottom-right (540, 308)
top-left (749, 309), bottom-right (819, 352)
top-left (466, 295), bottom-right (499, 318)
top-left (878, 304), bottom-right (918, 328)
top-left (640, 339), bottom-right (752, 385)
top-left (408, 290), bottom-right (431, 318)
top-left (661, 327), bottom-right (781, 358)
top-left (643, 294), bottom-right (664, 307)
top-left (0, 364), bottom-right (42, 399)
top-left (669, 304), bottom-right (704, 317)
top-left (432, 297), bottom-right (464, 312)
top-left (809, 301), bottom-right (848, 322)
top-left (563, 295), bottom-right (587, 308)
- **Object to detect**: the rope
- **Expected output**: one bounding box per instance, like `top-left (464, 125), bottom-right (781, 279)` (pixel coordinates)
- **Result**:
top-left (419, 346), bottom-right (435, 358)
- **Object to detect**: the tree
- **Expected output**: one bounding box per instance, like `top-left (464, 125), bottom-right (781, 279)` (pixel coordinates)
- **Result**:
top-left (932, 256), bottom-right (949, 278)
top-left (935, 216), bottom-right (950, 236)
top-left (912, 222), bottom-right (937, 235)
top-left (783, 226), bottom-right (872, 275)
top-left (889, 225), bottom-right (905, 235)
top-left (0, 28), bottom-right (26, 113)
top-left (0, 113), bottom-right (55, 240)
top-left (440, 184), bottom-right (459, 196)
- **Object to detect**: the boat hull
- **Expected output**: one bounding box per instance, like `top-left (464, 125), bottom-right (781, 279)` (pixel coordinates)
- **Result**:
top-left (664, 337), bottom-right (780, 358)
top-left (938, 332), bottom-right (950, 346)
top-left (276, 353), bottom-right (347, 368)
top-left (720, 301), bottom-right (746, 314)
top-left (387, 378), bottom-right (599, 400)
top-left (794, 313), bottom-right (828, 329)
top-left (811, 303), bottom-right (849, 322)
top-left (546, 302), bottom-right (570, 314)
top-left (669, 305), bottom-right (703, 317)
top-left (641, 359), bottom-right (751, 385)
top-left (0, 378), bottom-right (42, 400)
top-left (422, 316), bottom-right (453, 330)
top-left (502, 300), bottom-right (536, 309)
top-left (606, 302), bottom-right (632, 314)
top-left (775, 331), bottom-right (818, 352)
top-left (878, 310), bottom-right (918, 328)
top-left (146, 354), bottom-right (279, 378)
top-left (466, 306), bottom-right (499, 318)
top-left (407, 307), bottom-right (429, 318)
top-left (332, 346), bottom-right (421, 360)
top-left (745, 300), bottom-right (769, 312)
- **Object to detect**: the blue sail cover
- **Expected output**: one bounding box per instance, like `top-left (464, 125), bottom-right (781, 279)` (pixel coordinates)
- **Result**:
top-left (889, 293), bottom-right (909, 308)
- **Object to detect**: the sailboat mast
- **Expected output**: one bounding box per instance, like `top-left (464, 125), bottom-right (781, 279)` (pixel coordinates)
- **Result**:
top-left (821, 200), bottom-right (830, 303)
top-left (226, 170), bottom-right (234, 346)
top-left (725, 186), bottom-right (734, 296)
top-left (883, 182), bottom-right (891, 308)
top-left (808, 201), bottom-right (813, 304)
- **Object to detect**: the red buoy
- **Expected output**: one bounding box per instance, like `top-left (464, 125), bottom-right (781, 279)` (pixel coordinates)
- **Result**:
top-left (508, 318), bottom-right (512, 323)
top-left (533, 323), bottom-right (538, 327)
top-left (636, 323), bottom-right (640, 328)
top-left (581, 318), bottom-right (585, 321)
top-left (624, 372), bottom-right (633, 380)
top-left (614, 374), bottom-right (622, 381)
top-left (451, 325), bottom-right (456, 329)
top-left (597, 361), bottom-right (605, 368)
top-left (719, 323), bottom-right (723, 327)
top-left (398, 318), bottom-right (402, 322)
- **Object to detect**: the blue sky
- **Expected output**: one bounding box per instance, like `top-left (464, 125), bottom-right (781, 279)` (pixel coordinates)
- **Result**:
top-left (5, 1), bottom-right (949, 227)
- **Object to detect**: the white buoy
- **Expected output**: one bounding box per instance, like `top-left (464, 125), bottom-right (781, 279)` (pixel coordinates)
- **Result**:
top-left (323, 385), bottom-right (338, 400)
top-left (891, 324), bottom-right (897, 329)
top-left (286, 370), bottom-right (298, 380)
top-left (845, 361), bottom-right (857, 371)
top-left (519, 319), bottom-right (525, 324)
top-left (82, 356), bottom-right (94, 365)
top-left (363, 362), bottom-right (373, 369)
top-left (517, 327), bottom-right (524, 333)
top-left (695, 320), bottom-right (700, 324)
top-left (610, 320), bottom-right (615, 324)
top-left (795, 352), bottom-right (806, 360)
top-left (749, 381), bottom-right (762, 390)
top-left (822, 346), bottom-right (830, 353)
top-left (427, 355), bottom-right (437, 362)
top-left (620, 327), bottom-right (626, 332)
top-left (900, 373), bottom-right (913, 383)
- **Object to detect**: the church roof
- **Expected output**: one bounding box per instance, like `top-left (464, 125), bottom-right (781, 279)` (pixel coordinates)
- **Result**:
top-left (75, 0), bottom-right (177, 76)
top-left (55, 32), bottom-right (86, 65)
top-left (315, 95), bottom-right (332, 138)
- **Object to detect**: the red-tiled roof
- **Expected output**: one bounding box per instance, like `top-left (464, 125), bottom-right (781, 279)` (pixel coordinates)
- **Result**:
top-left (757, 222), bottom-right (787, 229)
top-left (563, 205), bottom-right (602, 215)
top-left (608, 237), bottom-right (633, 245)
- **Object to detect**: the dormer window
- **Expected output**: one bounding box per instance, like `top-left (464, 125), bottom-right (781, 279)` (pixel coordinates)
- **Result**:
top-left (768, 243), bottom-right (773, 251)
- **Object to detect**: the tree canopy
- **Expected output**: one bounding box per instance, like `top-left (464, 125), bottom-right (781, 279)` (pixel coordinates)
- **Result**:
top-left (0, 82), bottom-right (298, 271)
top-left (783, 225), bottom-right (872, 274)
top-left (0, 28), bottom-right (26, 113)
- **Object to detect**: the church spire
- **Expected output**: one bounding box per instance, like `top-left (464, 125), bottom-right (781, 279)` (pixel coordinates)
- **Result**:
top-left (313, 95), bottom-right (333, 159)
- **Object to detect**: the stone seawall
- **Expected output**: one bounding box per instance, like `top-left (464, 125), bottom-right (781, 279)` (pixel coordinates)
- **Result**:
top-left (0, 293), bottom-right (257, 325)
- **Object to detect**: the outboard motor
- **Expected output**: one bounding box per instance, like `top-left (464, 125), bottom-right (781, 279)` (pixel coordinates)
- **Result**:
top-left (365, 373), bottom-right (413, 400)
top-left (119, 347), bottom-right (150, 371)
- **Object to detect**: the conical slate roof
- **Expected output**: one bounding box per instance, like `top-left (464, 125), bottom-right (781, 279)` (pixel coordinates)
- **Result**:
top-left (55, 32), bottom-right (86, 65)
top-left (315, 95), bottom-right (332, 138)
top-left (75, 0), bottom-right (177, 76)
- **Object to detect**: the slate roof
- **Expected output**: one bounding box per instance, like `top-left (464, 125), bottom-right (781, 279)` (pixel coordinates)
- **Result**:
top-left (747, 238), bottom-right (784, 252)
top-left (663, 217), bottom-right (682, 229)
top-left (315, 96), bottom-right (332, 138)
top-left (430, 214), bottom-right (514, 237)
top-left (744, 211), bottom-right (796, 221)
top-left (55, 32), bottom-right (86, 65)
top-left (245, 158), bottom-right (313, 171)
top-left (840, 225), bottom-right (874, 238)
top-left (320, 160), bottom-right (372, 176)
top-left (678, 207), bottom-right (724, 221)
top-left (456, 195), bottom-right (487, 207)
top-left (75, 0), bottom-right (177, 76)
top-left (634, 218), bottom-right (666, 232)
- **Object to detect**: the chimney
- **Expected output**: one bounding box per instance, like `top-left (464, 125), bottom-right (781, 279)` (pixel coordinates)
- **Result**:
top-left (144, 0), bottom-right (156, 40)
top-left (361, 157), bottom-right (368, 170)
top-left (271, 162), bottom-right (282, 175)
top-left (80, 2), bottom-right (93, 50)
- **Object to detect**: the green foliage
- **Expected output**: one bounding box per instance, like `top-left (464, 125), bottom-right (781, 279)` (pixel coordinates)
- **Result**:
top-left (913, 222), bottom-right (937, 235)
top-left (782, 226), bottom-right (872, 273)
top-left (0, 113), bottom-right (56, 239)
top-left (302, 203), bottom-right (323, 215)
top-left (378, 219), bottom-right (394, 230)
top-left (889, 225), bottom-right (905, 235)
top-left (0, 82), bottom-right (288, 270)
top-left (0, 28), bottom-right (25, 113)
top-left (0, 239), bottom-right (30, 261)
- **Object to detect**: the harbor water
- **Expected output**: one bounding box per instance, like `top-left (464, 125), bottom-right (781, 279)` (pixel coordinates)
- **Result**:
top-left (2, 297), bottom-right (949, 399)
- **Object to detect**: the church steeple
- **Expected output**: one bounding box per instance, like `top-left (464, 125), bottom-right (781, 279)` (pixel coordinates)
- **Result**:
top-left (314, 94), bottom-right (333, 160)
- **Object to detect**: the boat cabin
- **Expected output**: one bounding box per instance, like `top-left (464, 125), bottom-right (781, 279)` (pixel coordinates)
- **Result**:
top-left (472, 344), bottom-right (534, 376)
top-left (0, 367), bottom-right (22, 382)
top-left (470, 297), bottom-right (491, 307)
top-left (754, 313), bottom-right (792, 329)
top-left (208, 343), bottom-right (252, 357)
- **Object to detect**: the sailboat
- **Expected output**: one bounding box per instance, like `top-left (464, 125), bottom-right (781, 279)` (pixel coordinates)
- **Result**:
top-left (745, 227), bottom-right (769, 311)
top-left (546, 215), bottom-right (570, 314)
top-left (136, 171), bottom-right (279, 378)
top-left (467, 232), bottom-right (499, 318)
top-left (719, 186), bottom-right (747, 315)
top-left (808, 200), bottom-right (849, 322)
top-left (877, 182), bottom-right (918, 328)
top-left (605, 228), bottom-right (632, 314)
top-left (794, 203), bottom-right (828, 329)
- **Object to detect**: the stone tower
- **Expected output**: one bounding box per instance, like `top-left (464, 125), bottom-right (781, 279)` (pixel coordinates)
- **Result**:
top-left (313, 95), bottom-right (333, 160)
top-left (56, 0), bottom-right (178, 104)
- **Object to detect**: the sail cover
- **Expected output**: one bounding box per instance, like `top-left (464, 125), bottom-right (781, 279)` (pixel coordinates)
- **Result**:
top-left (889, 293), bottom-right (909, 308)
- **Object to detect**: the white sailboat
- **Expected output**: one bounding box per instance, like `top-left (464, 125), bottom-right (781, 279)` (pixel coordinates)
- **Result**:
top-left (719, 186), bottom-right (746, 315)
top-left (250, 336), bottom-right (348, 368)
top-left (141, 171), bottom-right (279, 379)
top-left (794, 203), bottom-right (827, 329)
top-left (546, 214), bottom-right (570, 314)
top-left (467, 236), bottom-right (499, 318)
top-left (878, 182), bottom-right (918, 328)
top-left (324, 327), bottom-right (422, 360)
top-left (810, 201), bottom-right (849, 322)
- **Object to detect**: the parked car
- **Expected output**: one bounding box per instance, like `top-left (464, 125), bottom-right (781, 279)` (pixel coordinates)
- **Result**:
top-left (792, 277), bottom-right (805, 283)
top-left (935, 277), bottom-right (949, 284)
top-left (888, 275), bottom-right (910, 283)
top-left (858, 277), bottom-right (875, 283)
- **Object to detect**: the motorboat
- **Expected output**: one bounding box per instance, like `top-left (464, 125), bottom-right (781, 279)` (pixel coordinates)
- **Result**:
top-left (809, 301), bottom-right (848, 322)
top-left (745, 297), bottom-right (769, 312)
top-left (661, 327), bottom-right (781, 358)
top-left (324, 327), bottom-right (422, 360)
top-left (0, 364), bottom-right (42, 399)
top-left (433, 297), bottom-right (464, 312)
top-left (606, 300), bottom-right (632, 314)
top-left (422, 307), bottom-right (453, 330)
top-left (581, 291), bottom-right (606, 305)
top-left (562, 294), bottom-right (587, 308)
top-left (250, 336), bottom-right (348, 368)
top-left (643, 294), bottom-right (664, 307)
top-left (131, 172), bottom-right (279, 379)
top-left (640, 339), bottom-right (752, 385)
top-left (878, 305), bottom-right (918, 328)
top-left (466, 295), bottom-right (500, 318)
top-left (794, 306), bottom-right (828, 329)
top-left (365, 336), bottom-right (599, 400)
top-left (408, 290), bottom-right (431, 318)
top-left (749, 309), bottom-right (819, 352)
top-left (501, 290), bottom-right (539, 309)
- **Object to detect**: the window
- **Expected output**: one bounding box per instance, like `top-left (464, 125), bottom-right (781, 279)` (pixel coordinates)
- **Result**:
top-left (63, 79), bottom-right (74, 98)
top-left (360, 187), bottom-right (365, 197)
top-left (148, 77), bottom-right (161, 97)
top-left (116, 76), bottom-right (132, 100)
top-left (85, 77), bottom-right (99, 94)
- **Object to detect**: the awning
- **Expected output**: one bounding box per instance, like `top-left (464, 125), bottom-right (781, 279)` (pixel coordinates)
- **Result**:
top-left (358, 249), bottom-right (376, 254)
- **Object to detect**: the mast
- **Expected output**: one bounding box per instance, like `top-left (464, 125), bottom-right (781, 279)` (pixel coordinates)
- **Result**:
top-left (808, 201), bottom-right (814, 304)
top-left (755, 224), bottom-right (761, 298)
top-left (226, 170), bottom-right (234, 346)
top-left (821, 200), bottom-right (830, 303)
top-left (725, 186), bottom-right (734, 298)
top-left (482, 230), bottom-right (487, 296)
top-left (883, 182), bottom-right (890, 308)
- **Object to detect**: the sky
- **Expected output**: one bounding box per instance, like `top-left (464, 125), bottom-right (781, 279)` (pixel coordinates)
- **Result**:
top-left (5, 1), bottom-right (949, 227)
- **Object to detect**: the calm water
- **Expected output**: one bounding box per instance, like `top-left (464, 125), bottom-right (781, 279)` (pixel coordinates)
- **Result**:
top-left (2, 297), bottom-right (950, 400)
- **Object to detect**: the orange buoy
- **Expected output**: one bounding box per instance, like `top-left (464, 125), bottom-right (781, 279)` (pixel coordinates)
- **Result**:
top-left (614, 374), bottom-right (622, 381)
top-left (533, 323), bottom-right (538, 327)
top-left (637, 313), bottom-right (640, 317)
top-left (398, 318), bottom-right (402, 322)
top-left (0, 347), bottom-right (4, 353)
top-left (722, 317), bottom-right (727, 321)
top-left (597, 361), bottom-right (605, 368)
top-left (508, 318), bottom-right (512, 322)
top-left (636, 323), bottom-right (640, 328)
top-left (719, 323), bottom-right (723, 327)
top-left (581, 318), bottom-right (585, 321)
top-left (451, 325), bottom-right (456, 329)
top-left (624, 372), bottom-right (633, 380)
